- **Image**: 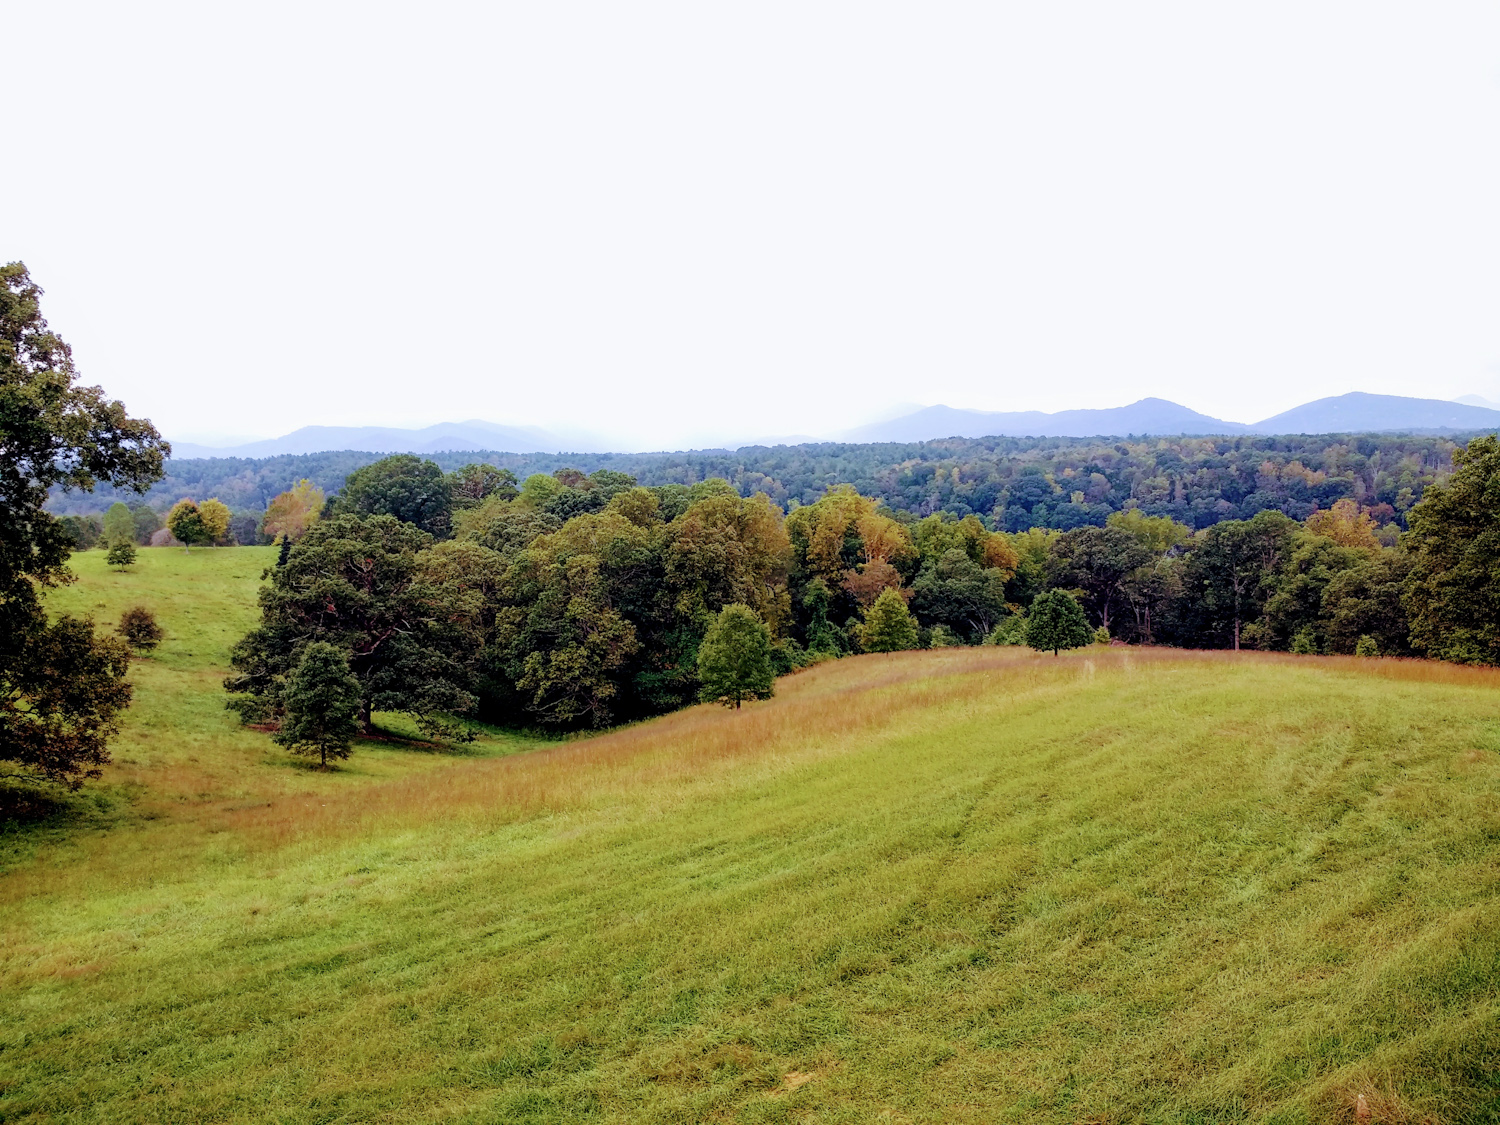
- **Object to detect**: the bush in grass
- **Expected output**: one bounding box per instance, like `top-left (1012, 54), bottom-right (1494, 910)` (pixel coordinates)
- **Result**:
top-left (1024, 590), bottom-right (1093, 656)
top-left (697, 604), bottom-right (775, 709)
top-left (1290, 627), bottom-right (1319, 655)
top-left (1093, 626), bottom-right (1111, 645)
top-left (928, 624), bottom-right (961, 648)
top-left (984, 613), bottom-right (1027, 646)
top-left (106, 541), bottom-right (137, 571)
top-left (117, 606), bottom-right (163, 653)
top-left (274, 642), bottom-right (363, 769)
top-left (1355, 634), bottom-right (1379, 657)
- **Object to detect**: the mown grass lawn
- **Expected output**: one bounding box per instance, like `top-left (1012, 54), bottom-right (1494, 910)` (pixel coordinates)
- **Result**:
top-left (1, 548), bottom-right (1497, 1123)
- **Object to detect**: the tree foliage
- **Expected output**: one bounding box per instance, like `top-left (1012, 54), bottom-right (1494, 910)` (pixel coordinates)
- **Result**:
top-left (1402, 434), bottom-right (1500, 664)
top-left (0, 262), bottom-right (166, 787)
top-left (274, 642), bottom-right (363, 768)
top-left (1024, 589), bottom-right (1094, 655)
top-left (166, 499), bottom-right (209, 550)
top-left (861, 588), bottom-right (919, 652)
top-left (697, 604), bottom-right (775, 708)
top-left (106, 541), bottom-right (137, 571)
top-left (117, 606), bottom-right (163, 652)
top-left (225, 515), bottom-right (480, 735)
top-left (327, 455), bottom-right (452, 536)
top-left (103, 501), bottom-right (135, 545)
top-left (261, 479), bottom-right (324, 543)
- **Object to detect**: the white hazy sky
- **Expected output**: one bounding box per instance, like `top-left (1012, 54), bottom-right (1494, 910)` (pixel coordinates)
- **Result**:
top-left (8, 2), bottom-right (1500, 450)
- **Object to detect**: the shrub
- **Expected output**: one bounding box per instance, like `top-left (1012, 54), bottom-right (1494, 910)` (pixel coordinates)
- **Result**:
top-left (117, 606), bottom-right (164, 653)
top-left (1093, 626), bottom-right (1111, 645)
top-left (106, 541), bottom-right (137, 571)
top-left (1290, 628), bottom-right (1319, 655)
top-left (1355, 635), bottom-right (1379, 657)
top-left (928, 624), bottom-right (961, 648)
top-left (984, 613), bottom-right (1027, 646)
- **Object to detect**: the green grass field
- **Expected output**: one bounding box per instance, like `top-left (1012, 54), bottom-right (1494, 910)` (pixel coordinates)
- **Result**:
top-left (2, 547), bottom-right (1498, 1123)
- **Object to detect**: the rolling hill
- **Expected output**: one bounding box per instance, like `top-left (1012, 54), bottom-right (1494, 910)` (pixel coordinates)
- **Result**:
top-left (3, 549), bottom-right (1497, 1122)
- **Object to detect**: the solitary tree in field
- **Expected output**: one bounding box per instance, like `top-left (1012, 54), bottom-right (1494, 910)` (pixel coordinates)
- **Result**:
top-left (166, 499), bottom-right (209, 551)
top-left (861, 587), bottom-right (919, 652)
top-left (697, 604), bottom-right (775, 709)
top-left (274, 642), bottom-right (363, 768)
top-left (1024, 589), bottom-right (1093, 655)
top-left (106, 541), bottom-right (137, 571)
top-left (103, 501), bottom-right (135, 546)
top-left (117, 606), bottom-right (163, 652)
top-left (0, 262), bottom-right (166, 788)
top-left (198, 498), bottom-right (231, 545)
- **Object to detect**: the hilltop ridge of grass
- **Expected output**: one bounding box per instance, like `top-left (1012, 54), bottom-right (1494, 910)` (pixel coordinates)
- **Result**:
top-left (1, 548), bottom-right (1497, 1123)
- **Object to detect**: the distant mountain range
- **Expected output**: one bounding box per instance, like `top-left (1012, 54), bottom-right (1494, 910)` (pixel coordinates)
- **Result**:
top-left (843, 393), bottom-right (1500, 443)
top-left (168, 392), bottom-right (1500, 459)
top-left (168, 419), bottom-right (586, 459)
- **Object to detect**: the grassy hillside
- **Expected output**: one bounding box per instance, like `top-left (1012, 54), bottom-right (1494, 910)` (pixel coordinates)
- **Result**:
top-left (2, 548), bottom-right (1498, 1123)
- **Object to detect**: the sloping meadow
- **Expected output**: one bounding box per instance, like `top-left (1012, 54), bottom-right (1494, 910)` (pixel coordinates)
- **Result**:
top-left (3, 624), bottom-right (1499, 1121)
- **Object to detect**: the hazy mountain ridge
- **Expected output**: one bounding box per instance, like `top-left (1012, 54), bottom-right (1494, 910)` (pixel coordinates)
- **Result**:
top-left (168, 392), bottom-right (1500, 460)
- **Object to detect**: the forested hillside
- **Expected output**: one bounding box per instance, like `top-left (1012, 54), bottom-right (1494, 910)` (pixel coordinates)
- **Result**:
top-left (52, 431), bottom-right (1465, 534)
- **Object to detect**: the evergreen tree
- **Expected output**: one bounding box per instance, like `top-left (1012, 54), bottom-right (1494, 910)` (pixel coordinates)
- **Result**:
top-left (1024, 589), bottom-right (1093, 655)
top-left (225, 514), bottom-right (479, 736)
top-left (697, 604), bottom-right (775, 709)
top-left (861, 588), bottom-right (919, 652)
top-left (274, 642), bottom-right (363, 768)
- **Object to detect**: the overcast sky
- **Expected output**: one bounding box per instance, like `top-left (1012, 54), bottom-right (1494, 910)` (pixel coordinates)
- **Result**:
top-left (9, 2), bottom-right (1500, 450)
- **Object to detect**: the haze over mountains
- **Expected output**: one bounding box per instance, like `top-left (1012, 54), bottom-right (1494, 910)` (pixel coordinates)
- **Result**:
top-left (171, 392), bottom-right (1500, 459)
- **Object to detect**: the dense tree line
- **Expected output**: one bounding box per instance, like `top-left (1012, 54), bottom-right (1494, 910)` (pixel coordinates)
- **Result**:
top-left (57, 432), bottom-right (1465, 538)
top-left (222, 436), bottom-right (1500, 742)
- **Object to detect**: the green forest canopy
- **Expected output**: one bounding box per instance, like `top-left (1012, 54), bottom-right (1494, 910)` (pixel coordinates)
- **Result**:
top-left (52, 431), bottom-right (1467, 534)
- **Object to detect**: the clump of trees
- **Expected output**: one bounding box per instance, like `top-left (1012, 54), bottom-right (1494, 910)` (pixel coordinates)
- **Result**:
top-left (0, 262), bottom-right (167, 789)
top-left (213, 433), bottom-right (1500, 756)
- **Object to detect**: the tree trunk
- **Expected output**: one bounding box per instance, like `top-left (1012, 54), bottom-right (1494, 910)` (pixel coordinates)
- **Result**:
top-left (1233, 616), bottom-right (1240, 652)
top-left (360, 697), bottom-right (373, 735)
top-left (734, 697), bottom-right (741, 710)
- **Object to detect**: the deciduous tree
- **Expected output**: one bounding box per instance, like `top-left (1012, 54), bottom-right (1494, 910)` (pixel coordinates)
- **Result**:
top-left (0, 262), bottom-right (166, 788)
top-left (860, 587), bottom-right (919, 652)
top-left (327, 455), bottom-right (451, 536)
top-left (261, 479), bottom-right (324, 542)
top-left (198, 498), bottom-right (231, 545)
top-left (697, 604), bottom-right (775, 709)
top-left (106, 541), bottom-right (137, 571)
top-left (1402, 434), bottom-right (1500, 664)
top-left (103, 501), bottom-right (135, 545)
top-left (1024, 589), bottom-right (1093, 655)
top-left (166, 499), bottom-right (210, 551)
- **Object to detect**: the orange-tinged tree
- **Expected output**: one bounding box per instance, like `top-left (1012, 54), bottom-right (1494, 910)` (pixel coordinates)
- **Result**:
top-left (261, 479), bottom-right (324, 543)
